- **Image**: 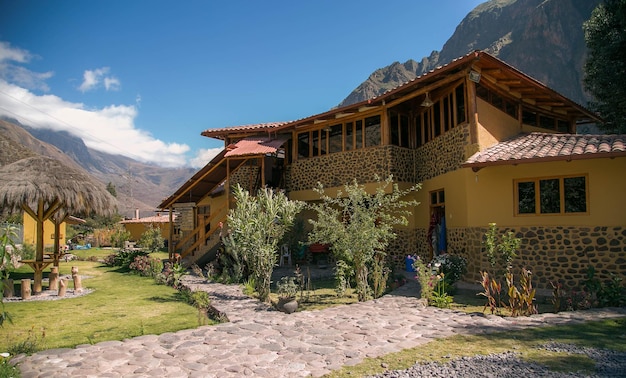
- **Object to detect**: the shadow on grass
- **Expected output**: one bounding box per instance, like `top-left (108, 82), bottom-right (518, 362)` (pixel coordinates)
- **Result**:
top-left (146, 293), bottom-right (184, 304)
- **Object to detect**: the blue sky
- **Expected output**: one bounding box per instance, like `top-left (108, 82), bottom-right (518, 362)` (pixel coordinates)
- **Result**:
top-left (0, 0), bottom-right (483, 168)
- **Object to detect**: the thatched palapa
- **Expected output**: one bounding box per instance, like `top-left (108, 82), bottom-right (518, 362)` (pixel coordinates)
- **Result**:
top-left (0, 155), bottom-right (117, 293)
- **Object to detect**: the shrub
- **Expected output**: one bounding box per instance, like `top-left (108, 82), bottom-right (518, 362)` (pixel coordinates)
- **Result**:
top-left (129, 255), bottom-right (162, 278)
top-left (413, 255), bottom-right (436, 302)
top-left (430, 253), bottom-right (467, 285)
top-left (276, 276), bottom-right (298, 300)
top-left (138, 225), bottom-right (164, 254)
top-left (156, 262), bottom-right (186, 288)
top-left (109, 226), bottom-right (131, 249)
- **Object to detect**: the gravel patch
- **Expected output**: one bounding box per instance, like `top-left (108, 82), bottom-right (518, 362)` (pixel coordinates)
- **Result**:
top-left (367, 343), bottom-right (626, 378)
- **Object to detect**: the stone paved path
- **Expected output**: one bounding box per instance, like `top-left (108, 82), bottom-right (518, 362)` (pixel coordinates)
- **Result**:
top-left (13, 274), bottom-right (626, 377)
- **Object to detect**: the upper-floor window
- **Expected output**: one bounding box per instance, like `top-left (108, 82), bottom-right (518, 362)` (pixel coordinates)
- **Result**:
top-left (477, 83), bottom-right (571, 133)
top-left (296, 115), bottom-right (381, 159)
top-left (515, 175), bottom-right (587, 216)
top-left (414, 82), bottom-right (466, 147)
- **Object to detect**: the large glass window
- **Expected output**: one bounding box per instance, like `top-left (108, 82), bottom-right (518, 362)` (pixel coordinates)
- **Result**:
top-left (295, 115), bottom-right (381, 158)
top-left (329, 124), bottom-right (342, 153)
top-left (516, 175), bottom-right (588, 215)
top-left (455, 84), bottom-right (466, 124)
top-left (298, 132), bottom-right (309, 159)
top-left (345, 122), bottom-right (354, 151)
top-left (413, 82), bottom-right (467, 147)
top-left (476, 83), bottom-right (569, 132)
top-left (365, 115), bottom-right (381, 147)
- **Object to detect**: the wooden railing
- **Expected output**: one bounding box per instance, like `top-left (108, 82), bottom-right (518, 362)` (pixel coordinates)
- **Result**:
top-left (174, 201), bottom-right (228, 263)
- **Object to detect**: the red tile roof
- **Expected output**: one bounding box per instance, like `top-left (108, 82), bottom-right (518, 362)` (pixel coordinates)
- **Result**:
top-left (201, 122), bottom-right (289, 139)
top-left (120, 213), bottom-right (174, 224)
top-left (463, 133), bottom-right (626, 169)
top-left (224, 137), bottom-right (288, 157)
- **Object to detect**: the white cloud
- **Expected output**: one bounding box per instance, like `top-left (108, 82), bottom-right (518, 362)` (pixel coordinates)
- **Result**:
top-left (189, 147), bottom-right (223, 169)
top-left (0, 41), bottom-right (53, 92)
top-left (0, 79), bottom-right (192, 167)
top-left (79, 67), bottom-right (120, 92)
top-left (0, 41), bottom-right (32, 63)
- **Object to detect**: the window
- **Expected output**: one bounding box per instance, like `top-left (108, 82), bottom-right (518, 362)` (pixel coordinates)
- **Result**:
top-left (298, 132), bottom-right (310, 159)
top-left (345, 122), bottom-right (354, 151)
top-left (515, 175), bottom-right (587, 215)
top-left (430, 189), bottom-right (445, 207)
top-left (329, 124), bottom-right (342, 153)
top-left (476, 83), bottom-right (571, 132)
top-left (295, 114), bottom-right (381, 158)
top-left (414, 82), bottom-right (467, 147)
top-left (365, 115), bottom-right (381, 147)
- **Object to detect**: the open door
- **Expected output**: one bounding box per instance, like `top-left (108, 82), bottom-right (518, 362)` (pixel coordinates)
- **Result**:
top-left (427, 189), bottom-right (446, 259)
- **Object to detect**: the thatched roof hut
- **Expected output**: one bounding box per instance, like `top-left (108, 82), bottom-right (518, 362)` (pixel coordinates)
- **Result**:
top-left (0, 155), bottom-right (117, 216)
top-left (0, 155), bottom-right (117, 293)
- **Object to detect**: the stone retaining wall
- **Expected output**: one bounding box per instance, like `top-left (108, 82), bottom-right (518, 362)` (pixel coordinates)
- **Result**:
top-left (447, 226), bottom-right (626, 290)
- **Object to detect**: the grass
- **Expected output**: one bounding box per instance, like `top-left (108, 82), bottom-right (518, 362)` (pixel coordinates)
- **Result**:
top-left (324, 317), bottom-right (626, 377)
top-left (0, 249), bottom-right (200, 353)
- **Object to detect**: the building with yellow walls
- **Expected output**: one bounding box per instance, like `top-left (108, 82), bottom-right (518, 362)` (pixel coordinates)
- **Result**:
top-left (159, 51), bottom-right (625, 290)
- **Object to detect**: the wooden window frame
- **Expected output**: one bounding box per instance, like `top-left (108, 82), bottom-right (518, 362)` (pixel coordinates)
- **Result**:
top-left (514, 174), bottom-right (589, 216)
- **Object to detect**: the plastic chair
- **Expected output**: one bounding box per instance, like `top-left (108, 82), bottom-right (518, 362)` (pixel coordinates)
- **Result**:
top-left (279, 245), bottom-right (291, 266)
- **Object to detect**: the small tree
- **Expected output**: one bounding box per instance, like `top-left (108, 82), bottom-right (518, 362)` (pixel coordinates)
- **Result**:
top-left (138, 225), bottom-right (165, 254)
top-left (110, 226), bottom-right (131, 249)
top-left (222, 185), bottom-right (304, 302)
top-left (0, 223), bottom-right (19, 326)
top-left (484, 222), bottom-right (520, 279)
top-left (308, 176), bottom-right (420, 301)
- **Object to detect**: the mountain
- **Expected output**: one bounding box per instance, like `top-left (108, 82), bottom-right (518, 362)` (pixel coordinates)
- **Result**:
top-left (0, 119), bottom-right (195, 218)
top-left (339, 0), bottom-right (600, 107)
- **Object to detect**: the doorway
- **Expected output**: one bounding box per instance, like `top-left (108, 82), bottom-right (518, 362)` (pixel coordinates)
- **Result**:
top-left (428, 189), bottom-right (446, 259)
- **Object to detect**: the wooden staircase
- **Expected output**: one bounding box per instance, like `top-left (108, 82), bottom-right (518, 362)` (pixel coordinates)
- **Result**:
top-left (173, 202), bottom-right (228, 267)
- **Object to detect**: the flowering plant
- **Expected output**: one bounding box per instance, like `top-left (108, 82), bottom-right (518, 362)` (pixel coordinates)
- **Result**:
top-left (430, 253), bottom-right (467, 285)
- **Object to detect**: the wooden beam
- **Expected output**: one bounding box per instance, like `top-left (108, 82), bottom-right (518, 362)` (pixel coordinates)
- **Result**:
top-left (385, 70), bottom-right (467, 109)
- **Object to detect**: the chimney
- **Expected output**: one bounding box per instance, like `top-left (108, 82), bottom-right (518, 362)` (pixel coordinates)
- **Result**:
top-left (135, 208), bottom-right (140, 219)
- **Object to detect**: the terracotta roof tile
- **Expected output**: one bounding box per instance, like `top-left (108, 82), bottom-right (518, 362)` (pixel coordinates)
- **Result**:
top-left (224, 137), bottom-right (288, 157)
top-left (120, 214), bottom-right (174, 224)
top-left (463, 132), bottom-right (626, 168)
top-left (201, 122), bottom-right (288, 138)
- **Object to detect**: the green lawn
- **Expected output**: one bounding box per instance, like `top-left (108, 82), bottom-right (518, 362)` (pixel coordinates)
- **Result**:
top-left (0, 249), bottom-right (199, 352)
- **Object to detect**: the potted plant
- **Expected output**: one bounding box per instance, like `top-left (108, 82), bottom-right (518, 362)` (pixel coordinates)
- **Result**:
top-left (276, 276), bottom-right (298, 314)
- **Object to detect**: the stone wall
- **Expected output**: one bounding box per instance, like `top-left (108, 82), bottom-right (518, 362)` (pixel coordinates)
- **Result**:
top-left (230, 164), bottom-right (261, 193)
top-left (285, 124), bottom-right (471, 192)
top-left (286, 147), bottom-right (392, 192)
top-left (414, 124), bottom-right (470, 182)
top-left (448, 226), bottom-right (626, 290)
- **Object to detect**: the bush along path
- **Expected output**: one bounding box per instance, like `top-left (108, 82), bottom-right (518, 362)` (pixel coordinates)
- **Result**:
top-left (11, 272), bottom-right (626, 378)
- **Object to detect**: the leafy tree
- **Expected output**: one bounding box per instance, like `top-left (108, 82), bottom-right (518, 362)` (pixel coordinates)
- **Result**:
top-left (106, 182), bottom-right (117, 197)
top-left (110, 225), bottom-right (132, 249)
top-left (138, 225), bottom-right (165, 253)
top-left (0, 223), bottom-right (19, 326)
top-left (583, 0), bottom-right (626, 133)
top-left (222, 185), bottom-right (304, 302)
top-left (307, 176), bottom-right (420, 302)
